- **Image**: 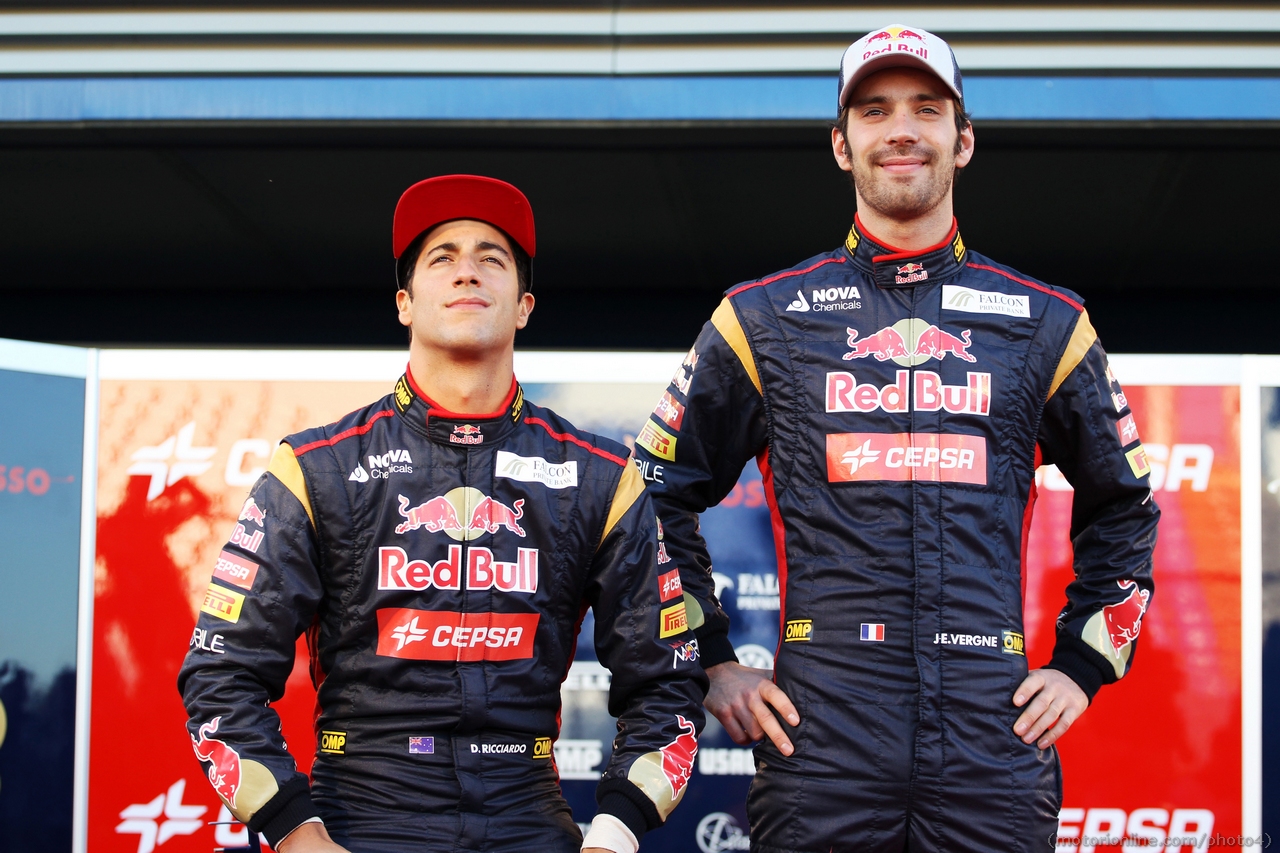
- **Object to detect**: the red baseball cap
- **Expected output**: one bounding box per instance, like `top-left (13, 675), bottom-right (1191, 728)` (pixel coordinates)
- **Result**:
top-left (392, 175), bottom-right (536, 259)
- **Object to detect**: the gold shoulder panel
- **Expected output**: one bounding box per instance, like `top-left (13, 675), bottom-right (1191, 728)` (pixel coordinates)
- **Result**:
top-left (710, 298), bottom-right (763, 396)
top-left (598, 462), bottom-right (645, 550)
top-left (268, 442), bottom-right (314, 529)
top-left (1047, 310), bottom-right (1098, 402)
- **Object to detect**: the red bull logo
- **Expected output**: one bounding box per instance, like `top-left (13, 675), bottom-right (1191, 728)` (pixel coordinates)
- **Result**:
top-left (395, 488), bottom-right (526, 540)
top-left (1102, 579), bottom-right (1149, 652)
top-left (238, 497), bottom-right (265, 526)
top-left (895, 263), bottom-right (928, 284)
top-left (843, 319), bottom-right (975, 366)
top-left (866, 30), bottom-right (893, 42)
top-left (898, 28), bottom-right (926, 41)
top-left (659, 715), bottom-right (698, 798)
top-left (191, 717), bottom-right (242, 807)
top-left (451, 424), bottom-right (483, 445)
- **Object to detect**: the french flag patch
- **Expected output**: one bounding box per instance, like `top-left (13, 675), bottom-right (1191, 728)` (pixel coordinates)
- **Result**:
top-left (861, 623), bottom-right (885, 642)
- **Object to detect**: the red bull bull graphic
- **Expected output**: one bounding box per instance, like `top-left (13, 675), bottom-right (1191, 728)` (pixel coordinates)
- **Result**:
top-left (190, 717), bottom-right (242, 808)
top-left (660, 715), bottom-right (699, 798)
top-left (375, 608), bottom-right (539, 661)
top-left (826, 431), bottom-right (988, 485)
top-left (826, 370), bottom-right (991, 415)
top-left (1102, 579), bottom-right (1150, 653)
top-left (843, 319), bottom-right (975, 366)
top-left (238, 497), bottom-right (265, 526)
top-left (395, 488), bottom-right (526, 539)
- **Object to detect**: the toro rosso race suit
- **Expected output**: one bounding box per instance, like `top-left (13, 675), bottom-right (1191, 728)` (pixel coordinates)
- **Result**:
top-left (633, 217), bottom-right (1158, 853)
top-left (179, 372), bottom-right (707, 852)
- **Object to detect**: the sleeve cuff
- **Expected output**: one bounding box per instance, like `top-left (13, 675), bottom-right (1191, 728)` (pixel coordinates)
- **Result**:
top-left (596, 779), bottom-right (662, 840)
top-left (695, 629), bottom-right (738, 669)
top-left (1044, 634), bottom-right (1112, 703)
top-left (246, 775), bottom-right (320, 849)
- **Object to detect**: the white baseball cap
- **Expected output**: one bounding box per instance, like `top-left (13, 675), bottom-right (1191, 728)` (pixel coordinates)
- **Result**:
top-left (837, 25), bottom-right (964, 112)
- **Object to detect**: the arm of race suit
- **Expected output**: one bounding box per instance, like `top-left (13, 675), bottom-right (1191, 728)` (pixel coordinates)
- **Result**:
top-left (1035, 310), bottom-right (1160, 702)
top-left (586, 462), bottom-right (710, 843)
top-left (177, 442), bottom-right (325, 848)
top-left (631, 298), bottom-right (769, 669)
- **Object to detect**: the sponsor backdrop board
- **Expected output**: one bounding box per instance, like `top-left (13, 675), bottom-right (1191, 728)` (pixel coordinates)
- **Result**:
top-left (0, 340), bottom-right (94, 853)
top-left (1261, 385), bottom-right (1280, 842)
top-left (79, 349), bottom-right (1257, 853)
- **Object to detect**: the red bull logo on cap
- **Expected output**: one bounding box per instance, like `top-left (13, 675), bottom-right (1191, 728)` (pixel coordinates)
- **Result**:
top-left (395, 488), bottom-right (526, 540)
top-left (861, 26), bottom-right (930, 61)
top-left (843, 318), bottom-right (976, 367)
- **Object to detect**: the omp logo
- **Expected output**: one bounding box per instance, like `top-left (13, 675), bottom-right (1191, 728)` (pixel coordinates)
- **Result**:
top-left (554, 739), bottom-right (604, 780)
top-left (533, 737), bottom-right (553, 759)
top-left (320, 731), bottom-right (346, 755)
top-left (1002, 631), bottom-right (1025, 656)
top-left (784, 619), bottom-right (813, 642)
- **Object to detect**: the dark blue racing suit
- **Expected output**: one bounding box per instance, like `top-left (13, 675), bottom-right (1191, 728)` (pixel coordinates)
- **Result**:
top-left (180, 372), bottom-right (707, 851)
top-left (634, 217), bottom-right (1158, 852)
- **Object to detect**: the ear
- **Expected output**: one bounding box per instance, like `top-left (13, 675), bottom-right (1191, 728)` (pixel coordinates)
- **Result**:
top-left (955, 121), bottom-right (975, 170)
top-left (395, 287), bottom-right (413, 328)
top-left (514, 292), bottom-right (535, 330)
top-left (831, 124), bottom-right (854, 173)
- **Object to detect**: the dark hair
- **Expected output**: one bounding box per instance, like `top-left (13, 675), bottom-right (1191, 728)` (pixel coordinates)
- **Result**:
top-left (835, 96), bottom-right (972, 158)
top-left (396, 226), bottom-right (532, 296)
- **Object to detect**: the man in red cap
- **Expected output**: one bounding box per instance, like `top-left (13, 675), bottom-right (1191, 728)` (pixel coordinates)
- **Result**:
top-left (634, 24), bottom-right (1158, 853)
top-left (180, 175), bottom-right (707, 853)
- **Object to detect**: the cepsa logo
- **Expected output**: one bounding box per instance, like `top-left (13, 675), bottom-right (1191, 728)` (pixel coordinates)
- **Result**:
top-left (375, 608), bottom-right (539, 661)
top-left (827, 432), bottom-right (987, 485)
top-left (1036, 443), bottom-right (1214, 493)
top-left (1055, 807), bottom-right (1215, 853)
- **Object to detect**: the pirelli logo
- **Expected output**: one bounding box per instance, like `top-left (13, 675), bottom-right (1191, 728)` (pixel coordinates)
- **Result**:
top-left (200, 583), bottom-right (245, 624)
top-left (320, 731), bottom-right (347, 755)
top-left (784, 619), bottom-right (813, 642)
top-left (636, 421), bottom-right (677, 462)
top-left (658, 602), bottom-right (688, 638)
top-left (1002, 630), bottom-right (1025, 656)
top-left (533, 736), bottom-right (553, 759)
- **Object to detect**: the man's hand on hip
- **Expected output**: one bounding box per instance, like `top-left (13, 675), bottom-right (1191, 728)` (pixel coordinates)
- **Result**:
top-left (276, 821), bottom-right (350, 853)
top-left (1012, 668), bottom-right (1089, 749)
top-left (705, 661), bottom-right (799, 756)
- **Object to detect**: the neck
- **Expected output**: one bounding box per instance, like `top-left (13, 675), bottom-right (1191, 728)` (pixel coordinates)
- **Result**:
top-left (853, 193), bottom-right (955, 252)
top-left (407, 344), bottom-right (515, 415)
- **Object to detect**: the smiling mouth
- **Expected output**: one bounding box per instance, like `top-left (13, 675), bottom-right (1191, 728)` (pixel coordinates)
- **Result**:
top-left (446, 297), bottom-right (490, 308)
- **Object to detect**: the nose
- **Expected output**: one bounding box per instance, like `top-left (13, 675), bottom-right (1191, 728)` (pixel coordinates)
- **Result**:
top-left (884, 107), bottom-right (920, 146)
top-left (453, 253), bottom-right (482, 285)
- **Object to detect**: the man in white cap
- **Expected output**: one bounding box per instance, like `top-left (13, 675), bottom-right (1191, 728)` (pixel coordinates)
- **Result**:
top-left (634, 26), bottom-right (1158, 851)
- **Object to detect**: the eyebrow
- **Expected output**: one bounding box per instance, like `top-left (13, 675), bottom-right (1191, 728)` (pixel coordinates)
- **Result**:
top-left (850, 92), bottom-right (948, 108)
top-left (426, 240), bottom-right (512, 259)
